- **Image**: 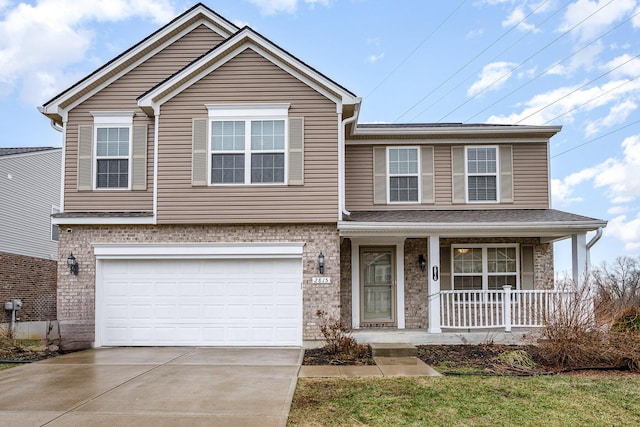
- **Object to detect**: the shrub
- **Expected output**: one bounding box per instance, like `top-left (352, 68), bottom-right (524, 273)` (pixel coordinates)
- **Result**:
top-left (612, 306), bottom-right (640, 332)
top-left (315, 310), bottom-right (368, 357)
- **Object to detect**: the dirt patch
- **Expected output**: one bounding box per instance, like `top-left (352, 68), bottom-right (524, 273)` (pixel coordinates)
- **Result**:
top-left (303, 345), bottom-right (375, 365)
top-left (0, 339), bottom-right (61, 363)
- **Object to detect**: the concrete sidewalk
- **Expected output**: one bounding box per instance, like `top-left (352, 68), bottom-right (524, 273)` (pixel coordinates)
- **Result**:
top-left (0, 347), bottom-right (302, 427)
top-left (299, 356), bottom-right (441, 378)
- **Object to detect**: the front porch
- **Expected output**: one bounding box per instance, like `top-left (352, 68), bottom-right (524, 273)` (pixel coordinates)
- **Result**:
top-left (338, 209), bottom-right (606, 337)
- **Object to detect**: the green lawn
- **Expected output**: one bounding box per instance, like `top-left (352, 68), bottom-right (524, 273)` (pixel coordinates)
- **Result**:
top-left (288, 375), bottom-right (640, 426)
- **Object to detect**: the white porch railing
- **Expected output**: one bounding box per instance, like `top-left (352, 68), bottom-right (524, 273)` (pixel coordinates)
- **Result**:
top-left (440, 286), bottom-right (576, 331)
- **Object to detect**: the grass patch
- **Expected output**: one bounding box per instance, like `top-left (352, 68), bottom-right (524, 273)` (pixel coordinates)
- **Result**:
top-left (288, 376), bottom-right (640, 426)
top-left (0, 363), bottom-right (17, 371)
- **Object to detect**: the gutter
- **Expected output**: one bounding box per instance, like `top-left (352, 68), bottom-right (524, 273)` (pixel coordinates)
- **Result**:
top-left (339, 98), bottom-right (362, 220)
top-left (586, 227), bottom-right (603, 270)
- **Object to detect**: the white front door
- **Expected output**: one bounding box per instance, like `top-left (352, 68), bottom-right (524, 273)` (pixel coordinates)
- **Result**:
top-left (360, 247), bottom-right (395, 323)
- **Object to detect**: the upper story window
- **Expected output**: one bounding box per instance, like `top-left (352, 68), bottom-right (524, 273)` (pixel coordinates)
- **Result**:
top-left (387, 147), bottom-right (420, 203)
top-left (91, 112), bottom-right (133, 190)
top-left (51, 206), bottom-right (60, 241)
top-left (207, 104), bottom-right (288, 185)
top-left (466, 146), bottom-right (498, 202)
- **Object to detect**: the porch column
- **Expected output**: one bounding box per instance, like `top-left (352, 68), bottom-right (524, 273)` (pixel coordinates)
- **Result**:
top-left (428, 235), bottom-right (441, 333)
top-left (571, 232), bottom-right (587, 284)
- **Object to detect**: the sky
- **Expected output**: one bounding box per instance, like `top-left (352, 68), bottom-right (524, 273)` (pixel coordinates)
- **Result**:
top-left (1, 0), bottom-right (639, 275)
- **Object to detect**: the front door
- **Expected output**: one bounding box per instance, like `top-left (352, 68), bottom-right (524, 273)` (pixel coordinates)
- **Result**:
top-left (360, 247), bottom-right (395, 323)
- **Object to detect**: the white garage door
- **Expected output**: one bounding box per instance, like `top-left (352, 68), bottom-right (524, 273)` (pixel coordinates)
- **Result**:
top-left (97, 257), bottom-right (302, 346)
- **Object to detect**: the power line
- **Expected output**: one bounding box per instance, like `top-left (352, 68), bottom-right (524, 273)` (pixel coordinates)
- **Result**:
top-left (543, 75), bottom-right (640, 125)
top-left (466, 8), bottom-right (640, 123)
top-left (363, 0), bottom-right (467, 101)
top-left (436, 0), bottom-right (617, 122)
top-left (394, 0), bottom-right (552, 122)
top-left (515, 53), bottom-right (640, 124)
top-left (407, 0), bottom-right (570, 123)
top-left (551, 117), bottom-right (640, 158)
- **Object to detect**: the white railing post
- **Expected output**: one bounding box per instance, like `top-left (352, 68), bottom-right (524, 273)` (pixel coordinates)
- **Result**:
top-left (502, 285), bottom-right (512, 332)
top-left (428, 236), bottom-right (441, 333)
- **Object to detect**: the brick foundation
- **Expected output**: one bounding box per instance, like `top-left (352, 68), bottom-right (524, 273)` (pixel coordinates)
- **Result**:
top-left (57, 224), bottom-right (340, 349)
top-left (0, 251), bottom-right (57, 324)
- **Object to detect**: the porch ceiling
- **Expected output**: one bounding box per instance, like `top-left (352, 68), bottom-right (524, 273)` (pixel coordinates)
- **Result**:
top-left (338, 209), bottom-right (606, 240)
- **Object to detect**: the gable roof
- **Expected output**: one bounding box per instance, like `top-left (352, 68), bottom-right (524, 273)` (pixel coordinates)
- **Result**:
top-left (39, 3), bottom-right (239, 125)
top-left (137, 26), bottom-right (359, 115)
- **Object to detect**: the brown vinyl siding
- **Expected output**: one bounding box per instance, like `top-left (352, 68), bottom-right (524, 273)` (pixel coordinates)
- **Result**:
top-left (64, 25), bottom-right (224, 212)
top-left (345, 142), bottom-right (549, 211)
top-left (156, 48), bottom-right (339, 224)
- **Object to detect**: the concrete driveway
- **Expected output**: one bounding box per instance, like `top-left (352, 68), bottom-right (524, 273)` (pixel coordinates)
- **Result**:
top-left (0, 347), bottom-right (303, 427)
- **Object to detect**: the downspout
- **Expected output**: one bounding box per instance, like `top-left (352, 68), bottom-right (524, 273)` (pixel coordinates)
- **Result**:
top-left (586, 227), bottom-right (603, 271)
top-left (153, 105), bottom-right (160, 225)
top-left (339, 98), bottom-right (361, 221)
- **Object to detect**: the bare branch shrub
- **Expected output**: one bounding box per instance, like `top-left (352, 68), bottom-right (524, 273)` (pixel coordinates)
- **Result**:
top-left (592, 256), bottom-right (640, 318)
top-left (315, 310), bottom-right (368, 357)
top-left (539, 278), bottom-right (610, 367)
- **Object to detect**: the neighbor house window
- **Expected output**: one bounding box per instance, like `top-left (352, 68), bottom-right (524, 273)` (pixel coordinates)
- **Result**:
top-left (207, 104), bottom-right (288, 185)
top-left (91, 112), bottom-right (133, 189)
top-left (466, 146), bottom-right (498, 202)
top-left (452, 245), bottom-right (519, 291)
top-left (388, 147), bottom-right (419, 203)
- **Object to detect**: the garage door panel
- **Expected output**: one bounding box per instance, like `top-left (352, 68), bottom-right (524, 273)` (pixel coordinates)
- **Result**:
top-left (99, 258), bottom-right (302, 346)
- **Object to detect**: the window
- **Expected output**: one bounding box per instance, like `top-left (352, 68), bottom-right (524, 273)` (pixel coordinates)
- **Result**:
top-left (91, 112), bottom-right (133, 189)
top-left (466, 146), bottom-right (497, 202)
top-left (207, 104), bottom-right (288, 185)
top-left (452, 245), bottom-right (519, 291)
top-left (388, 147), bottom-right (419, 203)
top-left (51, 207), bottom-right (59, 242)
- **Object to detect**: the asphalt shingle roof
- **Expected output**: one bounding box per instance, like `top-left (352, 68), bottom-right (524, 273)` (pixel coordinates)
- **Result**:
top-left (0, 147), bottom-right (58, 156)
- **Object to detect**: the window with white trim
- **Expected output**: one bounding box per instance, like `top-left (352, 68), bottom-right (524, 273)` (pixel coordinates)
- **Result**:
top-left (91, 112), bottom-right (133, 189)
top-left (207, 104), bottom-right (288, 185)
top-left (387, 147), bottom-right (420, 203)
top-left (466, 146), bottom-right (498, 202)
top-left (452, 245), bottom-right (519, 291)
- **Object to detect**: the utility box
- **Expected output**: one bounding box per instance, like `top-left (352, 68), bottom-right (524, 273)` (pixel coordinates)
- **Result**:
top-left (4, 299), bottom-right (22, 310)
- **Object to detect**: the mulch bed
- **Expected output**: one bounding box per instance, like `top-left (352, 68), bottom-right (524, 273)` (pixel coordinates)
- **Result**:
top-left (303, 346), bottom-right (375, 365)
top-left (0, 340), bottom-right (61, 363)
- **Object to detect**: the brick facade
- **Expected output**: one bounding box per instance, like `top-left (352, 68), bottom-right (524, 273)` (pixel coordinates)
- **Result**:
top-left (403, 239), bottom-right (428, 329)
top-left (56, 224), bottom-right (340, 349)
top-left (0, 251), bottom-right (57, 323)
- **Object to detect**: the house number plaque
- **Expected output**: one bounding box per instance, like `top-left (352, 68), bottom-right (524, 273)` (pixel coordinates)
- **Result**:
top-left (311, 277), bottom-right (331, 284)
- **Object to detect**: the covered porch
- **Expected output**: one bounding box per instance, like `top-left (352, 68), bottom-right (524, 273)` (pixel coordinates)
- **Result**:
top-left (338, 209), bottom-right (606, 335)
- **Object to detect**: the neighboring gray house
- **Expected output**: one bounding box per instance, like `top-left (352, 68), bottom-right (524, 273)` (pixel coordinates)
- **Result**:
top-left (0, 147), bottom-right (60, 332)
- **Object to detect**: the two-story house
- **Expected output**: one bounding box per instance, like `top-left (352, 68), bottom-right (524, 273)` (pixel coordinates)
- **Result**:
top-left (0, 147), bottom-right (60, 336)
top-left (39, 3), bottom-right (605, 350)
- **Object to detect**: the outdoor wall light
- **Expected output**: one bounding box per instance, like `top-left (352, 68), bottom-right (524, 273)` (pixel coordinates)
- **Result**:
top-left (418, 254), bottom-right (426, 271)
top-left (318, 252), bottom-right (325, 274)
top-left (67, 252), bottom-right (79, 275)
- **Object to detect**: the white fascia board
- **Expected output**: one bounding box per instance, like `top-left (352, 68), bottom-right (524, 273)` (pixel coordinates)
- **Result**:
top-left (93, 242), bottom-right (305, 259)
top-left (350, 125), bottom-right (562, 137)
top-left (42, 13), bottom-right (233, 114)
top-left (91, 111), bottom-right (135, 124)
top-left (139, 32), bottom-right (357, 110)
top-left (338, 220), bottom-right (607, 238)
top-left (346, 137), bottom-right (552, 145)
top-left (52, 216), bottom-right (155, 225)
top-left (206, 103), bottom-right (290, 117)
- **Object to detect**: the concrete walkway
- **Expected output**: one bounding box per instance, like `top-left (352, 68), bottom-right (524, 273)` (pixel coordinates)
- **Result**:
top-left (299, 355), bottom-right (441, 378)
top-left (0, 347), bottom-right (302, 427)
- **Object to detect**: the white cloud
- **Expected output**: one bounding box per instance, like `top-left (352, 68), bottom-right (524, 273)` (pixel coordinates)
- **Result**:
top-left (0, 0), bottom-right (176, 104)
top-left (248, 0), bottom-right (331, 15)
top-left (607, 206), bottom-right (629, 215)
top-left (367, 53), bottom-right (384, 64)
top-left (502, 5), bottom-right (538, 32)
top-left (467, 61), bottom-right (517, 96)
top-left (604, 54), bottom-right (640, 79)
top-left (559, 0), bottom-right (636, 42)
top-left (585, 100), bottom-right (637, 136)
top-left (634, 6), bottom-right (640, 28)
top-left (466, 28), bottom-right (484, 39)
top-left (553, 134), bottom-right (640, 209)
top-left (605, 214), bottom-right (640, 250)
top-left (487, 77), bottom-right (640, 125)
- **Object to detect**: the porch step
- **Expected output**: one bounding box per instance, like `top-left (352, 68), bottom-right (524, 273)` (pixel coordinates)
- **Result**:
top-left (370, 343), bottom-right (417, 358)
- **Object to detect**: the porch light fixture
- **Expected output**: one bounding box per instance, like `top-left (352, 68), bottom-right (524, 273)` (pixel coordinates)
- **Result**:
top-left (418, 254), bottom-right (426, 271)
top-left (318, 252), bottom-right (325, 274)
top-left (67, 252), bottom-right (79, 275)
